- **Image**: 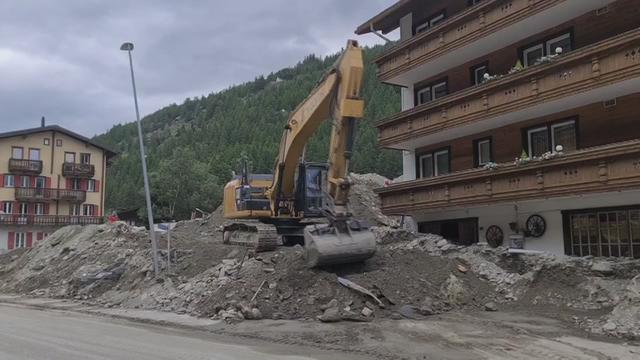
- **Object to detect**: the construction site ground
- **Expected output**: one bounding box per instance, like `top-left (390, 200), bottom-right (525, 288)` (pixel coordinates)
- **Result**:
top-left (1, 174), bottom-right (639, 359)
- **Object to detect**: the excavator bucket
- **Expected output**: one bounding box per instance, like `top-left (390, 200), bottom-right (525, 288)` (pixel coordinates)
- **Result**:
top-left (304, 220), bottom-right (377, 267)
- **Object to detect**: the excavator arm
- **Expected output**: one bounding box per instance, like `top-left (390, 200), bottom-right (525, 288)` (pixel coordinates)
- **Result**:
top-left (268, 40), bottom-right (364, 220)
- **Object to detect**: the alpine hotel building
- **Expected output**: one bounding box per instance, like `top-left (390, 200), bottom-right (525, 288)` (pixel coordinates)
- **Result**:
top-left (0, 124), bottom-right (116, 252)
top-left (358, 0), bottom-right (640, 258)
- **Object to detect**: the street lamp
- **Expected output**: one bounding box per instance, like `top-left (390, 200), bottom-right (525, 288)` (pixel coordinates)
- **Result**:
top-left (120, 42), bottom-right (160, 277)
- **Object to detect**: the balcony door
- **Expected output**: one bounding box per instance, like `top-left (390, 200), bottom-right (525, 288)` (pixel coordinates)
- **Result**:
top-left (65, 152), bottom-right (76, 163)
top-left (11, 147), bottom-right (23, 159)
top-left (29, 148), bottom-right (40, 161)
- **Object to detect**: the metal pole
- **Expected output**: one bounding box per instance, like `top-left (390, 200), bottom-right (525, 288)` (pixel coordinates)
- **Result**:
top-left (124, 47), bottom-right (160, 277)
top-left (167, 225), bottom-right (171, 273)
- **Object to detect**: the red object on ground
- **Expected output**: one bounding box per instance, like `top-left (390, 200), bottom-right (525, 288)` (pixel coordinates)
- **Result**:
top-left (108, 214), bottom-right (120, 223)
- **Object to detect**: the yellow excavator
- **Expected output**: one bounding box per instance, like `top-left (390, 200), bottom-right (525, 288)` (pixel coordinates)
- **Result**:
top-left (222, 40), bottom-right (376, 267)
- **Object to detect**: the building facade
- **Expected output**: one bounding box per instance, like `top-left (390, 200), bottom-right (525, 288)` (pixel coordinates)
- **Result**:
top-left (0, 125), bottom-right (116, 252)
top-left (358, 0), bottom-right (640, 257)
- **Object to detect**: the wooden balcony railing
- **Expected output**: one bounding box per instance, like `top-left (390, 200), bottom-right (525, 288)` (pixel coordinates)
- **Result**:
top-left (377, 29), bottom-right (640, 148)
top-left (376, 140), bottom-right (640, 214)
top-left (14, 188), bottom-right (86, 203)
top-left (62, 162), bottom-right (95, 178)
top-left (0, 214), bottom-right (103, 226)
top-left (376, 0), bottom-right (578, 82)
top-left (8, 158), bottom-right (43, 174)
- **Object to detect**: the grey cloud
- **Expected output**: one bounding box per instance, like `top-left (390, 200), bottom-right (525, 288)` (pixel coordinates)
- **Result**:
top-left (0, 0), bottom-right (395, 136)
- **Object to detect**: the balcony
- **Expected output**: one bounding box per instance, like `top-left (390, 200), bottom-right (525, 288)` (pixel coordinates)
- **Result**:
top-left (0, 215), bottom-right (103, 226)
top-left (14, 188), bottom-right (86, 203)
top-left (62, 162), bottom-right (95, 178)
top-left (8, 159), bottom-right (43, 174)
top-left (376, 0), bottom-right (615, 86)
top-left (378, 28), bottom-right (640, 149)
top-left (376, 140), bottom-right (640, 214)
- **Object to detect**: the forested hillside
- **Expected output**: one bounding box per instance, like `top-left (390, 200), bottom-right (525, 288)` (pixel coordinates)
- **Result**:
top-left (95, 44), bottom-right (401, 220)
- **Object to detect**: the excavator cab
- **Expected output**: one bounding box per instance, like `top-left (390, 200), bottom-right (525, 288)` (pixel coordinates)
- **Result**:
top-left (294, 163), bottom-right (328, 218)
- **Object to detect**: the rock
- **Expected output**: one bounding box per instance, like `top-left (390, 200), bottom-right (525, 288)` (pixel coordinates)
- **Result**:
top-left (263, 267), bottom-right (275, 273)
top-left (361, 307), bottom-right (374, 317)
top-left (318, 307), bottom-right (341, 323)
top-left (441, 274), bottom-right (467, 305)
top-left (591, 262), bottom-right (614, 275)
top-left (602, 322), bottom-right (617, 332)
top-left (484, 302), bottom-right (498, 312)
top-left (398, 305), bottom-right (425, 320)
top-left (457, 264), bottom-right (468, 273)
top-left (320, 299), bottom-right (338, 311)
top-left (30, 263), bottom-right (46, 271)
top-left (390, 313), bottom-right (403, 320)
top-left (436, 239), bottom-right (449, 248)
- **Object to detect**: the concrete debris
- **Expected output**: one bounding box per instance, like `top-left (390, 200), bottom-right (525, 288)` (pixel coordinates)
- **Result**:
top-left (0, 174), bottom-right (638, 341)
top-left (484, 302), bottom-right (498, 312)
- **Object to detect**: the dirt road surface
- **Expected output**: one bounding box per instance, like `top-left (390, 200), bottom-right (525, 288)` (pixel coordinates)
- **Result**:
top-left (0, 303), bottom-right (363, 360)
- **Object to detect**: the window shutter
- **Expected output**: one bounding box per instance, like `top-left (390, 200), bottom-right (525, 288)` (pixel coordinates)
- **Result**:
top-left (0, 174), bottom-right (4, 187)
top-left (66, 178), bottom-right (72, 190)
top-left (44, 203), bottom-right (50, 215)
top-left (12, 202), bottom-right (17, 214)
top-left (37, 232), bottom-right (44, 241)
top-left (95, 180), bottom-right (100, 192)
top-left (95, 205), bottom-right (100, 216)
top-left (45, 177), bottom-right (52, 188)
top-left (26, 233), bottom-right (33, 248)
top-left (31, 176), bottom-right (36, 187)
top-left (8, 232), bottom-right (15, 250)
top-left (28, 203), bottom-right (34, 215)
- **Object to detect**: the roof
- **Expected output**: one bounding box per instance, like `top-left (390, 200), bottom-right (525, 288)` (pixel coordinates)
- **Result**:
top-left (355, 0), bottom-right (414, 35)
top-left (0, 125), bottom-right (118, 158)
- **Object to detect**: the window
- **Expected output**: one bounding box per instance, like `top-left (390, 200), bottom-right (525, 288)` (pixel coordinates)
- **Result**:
top-left (83, 204), bottom-right (95, 216)
top-left (565, 207), bottom-right (640, 258)
top-left (71, 178), bottom-right (81, 190)
top-left (87, 179), bottom-right (96, 192)
top-left (526, 119), bottom-right (577, 157)
top-left (417, 148), bottom-right (450, 178)
top-left (65, 152), bottom-right (76, 163)
top-left (80, 153), bottom-right (91, 165)
top-left (419, 154), bottom-right (434, 178)
top-left (20, 176), bottom-right (30, 188)
top-left (4, 175), bottom-right (15, 188)
top-left (471, 63), bottom-right (489, 85)
top-left (415, 80), bottom-right (448, 105)
top-left (70, 204), bottom-right (80, 216)
top-left (11, 147), bottom-right (23, 159)
top-left (522, 31), bottom-right (572, 67)
top-left (19, 203), bottom-right (28, 215)
top-left (15, 233), bottom-right (26, 248)
top-left (414, 11), bottom-right (446, 34)
top-left (29, 148), bottom-right (40, 161)
top-left (56, 139), bottom-right (63, 147)
top-left (2, 202), bottom-right (13, 214)
top-left (528, 126), bottom-right (551, 158)
top-left (523, 44), bottom-right (544, 67)
top-left (546, 33), bottom-right (572, 56)
top-left (551, 121), bottom-right (577, 152)
top-left (35, 177), bottom-right (45, 189)
top-left (35, 203), bottom-right (44, 215)
top-left (44, 138), bottom-right (50, 146)
top-left (474, 138), bottom-right (492, 166)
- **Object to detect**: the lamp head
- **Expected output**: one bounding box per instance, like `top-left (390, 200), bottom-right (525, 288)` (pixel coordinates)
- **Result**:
top-left (120, 42), bottom-right (134, 51)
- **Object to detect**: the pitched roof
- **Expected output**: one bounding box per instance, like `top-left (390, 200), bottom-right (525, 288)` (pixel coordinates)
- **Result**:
top-left (355, 0), bottom-right (414, 35)
top-left (0, 125), bottom-right (118, 158)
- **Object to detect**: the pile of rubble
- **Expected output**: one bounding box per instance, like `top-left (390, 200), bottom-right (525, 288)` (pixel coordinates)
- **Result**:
top-left (0, 173), bottom-right (639, 340)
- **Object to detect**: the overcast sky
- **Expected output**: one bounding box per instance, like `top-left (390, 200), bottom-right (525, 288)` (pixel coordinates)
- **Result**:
top-left (0, 1), bottom-right (397, 137)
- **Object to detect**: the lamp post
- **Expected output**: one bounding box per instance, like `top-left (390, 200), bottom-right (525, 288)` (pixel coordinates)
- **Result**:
top-left (120, 42), bottom-right (159, 277)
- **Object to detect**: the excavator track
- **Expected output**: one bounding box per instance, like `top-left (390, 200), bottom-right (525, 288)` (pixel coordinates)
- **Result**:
top-left (222, 220), bottom-right (279, 252)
